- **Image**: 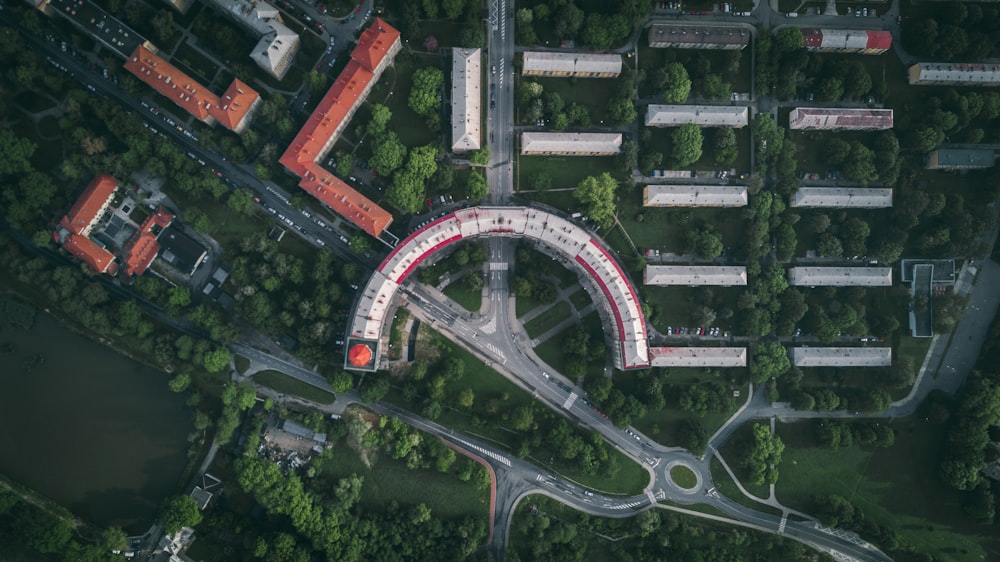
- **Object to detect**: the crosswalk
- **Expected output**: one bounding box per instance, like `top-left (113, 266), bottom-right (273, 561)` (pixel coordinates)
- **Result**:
top-left (489, 261), bottom-right (508, 271)
top-left (778, 515), bottom-right (787, 533)
top-left (562, 392), bottom-right (578, 410)
top-left (608, 500), bottom-right (646, 510)
top-left (456, 437), bottom-right (511, 467)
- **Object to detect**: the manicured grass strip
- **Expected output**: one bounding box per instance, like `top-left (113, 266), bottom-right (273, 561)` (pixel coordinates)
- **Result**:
top-left (234, 354), bottom-right (250, 375)
top-left (569, 287), bottom-right (592, 311)
top-left (670, 465), bottom-right (698, 489)
top-left (253, 370), bottom-right (335, 404)
top-left (709, 457), bottom-right (783, 517)
top-left (442, 281), bottom-right (483, 313)
top-left (523, 301), bottom-right (572, 339)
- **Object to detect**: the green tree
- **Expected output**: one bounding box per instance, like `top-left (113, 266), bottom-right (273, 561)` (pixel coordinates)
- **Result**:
top-left (168, 372), bottom-right (191, 393)
top-left (608, 98), bottom-right (637, 125)
top-left (750, 341), bottom-right (791, 383)
top-left (408, 67), bottom-right (444, 117)
top-left (467, 171), bottom-right (488, 200)
top-left (469, 147), bottom-right (490, 165)
top-left (511, 406), bottom-right (534, 431)
top-left (701, 74), bottom-right (731, 100)
top-left (441, 0), bottom-right (464, 19)
top-left (657, 63), bottom-right (691, 103)
top-left (368, 104), bottom-right (392, 137)
top-left (774, 27), bottom-right (804, 51)
top-left (685, 225), bottom-right (723, 259)
top-left (670, 124), bottom-right (703, 167)
top-left (228, 188), bottom-right (255, 215)
top-left (360, 375), bottom-right (390, 402)
top-left (387, 170), bottom-right (425, 213)
top-left (713, 128), bottom-right (738, 166)
top-left (330, 370), bottom-right (354, 392)
top-left (573, 173), bottom-right (618, 229)
top-left (370, 132), bottom-right (407, 176)
top-left (160, 495), bottom-right (203, 535)
top-left (203, 347), bottom-right (231, 373)
top-left (0, 131), bottom-right (37, 175)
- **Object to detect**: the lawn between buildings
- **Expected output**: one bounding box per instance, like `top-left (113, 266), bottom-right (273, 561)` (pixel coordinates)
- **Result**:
top-left (773, 419), bottom-right (998, 561)
top-left (385, 324), bottom-right (650, 495)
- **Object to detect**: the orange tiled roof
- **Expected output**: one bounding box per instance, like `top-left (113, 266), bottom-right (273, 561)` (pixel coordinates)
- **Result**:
top-left (354, 18), bottom-right (402, 71)
top-left (64, 234), bottom-right (118, 274)
top-left (124, 44), bottom-right (261, 132)
top-left (59, 175), bottom-right (117, 235)
top-left (279, 19), bottom-right (400, 237)
top-left (123, 206), bottom-right (175, 276)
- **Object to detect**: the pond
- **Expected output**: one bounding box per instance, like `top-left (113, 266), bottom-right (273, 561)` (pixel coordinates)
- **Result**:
top-left (0, 302), bottom-right (193, 532)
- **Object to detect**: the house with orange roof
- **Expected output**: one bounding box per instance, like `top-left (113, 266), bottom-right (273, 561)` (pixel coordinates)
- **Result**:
top-left (123, 206), bottom-right (175, 276)
top-left (124, 43), bottom-right (262, 133)
top-left (279, 19), bottom-right (401, 238)
top-left (53, 174), bottom-right (120, 275)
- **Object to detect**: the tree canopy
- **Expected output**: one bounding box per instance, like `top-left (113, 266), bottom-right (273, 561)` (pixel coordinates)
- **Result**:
top-left (573, 173), bottom-right (618, 229)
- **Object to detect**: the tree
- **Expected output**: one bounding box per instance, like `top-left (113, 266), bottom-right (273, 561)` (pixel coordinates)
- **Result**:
top-left (774, 27), bottom-right (804, 51)
top-left (330, 371), bottom-right (354, 392)
top-left (160, 495), bottom-right (203, 535)
top-left (567, 103), bottom-right (591, 127)
top-left (457, 388), bottom-right (475, 408)
top-left (360, 375), bottom-right (390, 402)
top-left (227, 189), bottom-right (255, 215)
top-left (370, 132), bottom-right (407, 176)
top-left (554, 3), bottom-right (585, 38)
top-left (408, 67), bottom-right (444, 117)
top-left (750, 341), bottom-right (791, 383)
top-left (203, 347), bottom-right (231, 373)
top-left (349, 235), bottom-right (369, 254)
top-left (368, 104), bottom-right (392, 137)
top-left (659, 63), bottom-right (691, 103)
top-left (671, 124), bottom-right (703, 167)
top-left (467, 171), bottom-right (488, 200)
top-left (511, 406), bottom-right (534, 431)
top-left (442, 0), bottom-right (464, 19)
top-left (616, 140), bottom-right (638, 172)
top-left (713, 127), bottom-right (738, 166)
top-left (608, 98), bottom-right (637, 125)
top-left (746, 423), bottom-right (785, 486)
top-left (701, 74), bottom-right (732, 101)
top-left (168, 372), bottom-right (191, 393)
top-left (573, 173), bottom-right (618, 229)
top-left (469, 147), bottom-right (490, 165)
top-left (685, 225), bottom-right (723, 259)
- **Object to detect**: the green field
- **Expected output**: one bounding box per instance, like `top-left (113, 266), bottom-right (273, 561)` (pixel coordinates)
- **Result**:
top-left (715, 422), bottom-right (772, 499)
top-left (569, 287), bottom-right (593, 310)
top-left (534, 310), bottom-right (607, 379)
top-left (234, 354), bottom-right (250, 375)
top-left (669, 465), bottom-right (698, 489)
top-left (442, 278), bottom-right (483, 312)
top-left (253, 370), bottom-right (336, 404)
top-left (319, 437), bottom-right (489, 519)
top-left (775, 420), bottom-right (997, 560)
top-left (524, 301), bottom-right (572, 339)
top-left (517, 155), bottom-right (623, 193)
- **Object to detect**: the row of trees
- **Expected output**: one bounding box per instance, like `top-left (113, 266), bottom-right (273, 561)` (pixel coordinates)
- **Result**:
top-left (399, 0), bottom-right (484, 48)
top-left (902, 3), bottom-right (1000, 61)
top-left (512, 0), bottom-right (645, 50)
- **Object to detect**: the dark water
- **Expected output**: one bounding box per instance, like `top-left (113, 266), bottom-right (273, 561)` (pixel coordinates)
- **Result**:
top-left (0, 305), bottom-right (193, 532)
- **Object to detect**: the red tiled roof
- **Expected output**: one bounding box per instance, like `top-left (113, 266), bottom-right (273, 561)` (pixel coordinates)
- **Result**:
top-left (123, 206), bottom-right (175, 276)
top-left (353, 18), bottom-right (402, 71)
top-left (59, 174), bottom-right (117, 235)
top-left (123, 44), bottom-right (261, 132)
top-left (279, 19), bottom-right (400, 237)
top-left (64, 235), bottom-right (118, 274)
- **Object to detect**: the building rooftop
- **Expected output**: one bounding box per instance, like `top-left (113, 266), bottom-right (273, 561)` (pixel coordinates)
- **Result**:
top-left (644, 266), bottom-right (747, 286)
top-left (649, 346), bottom-right (747, 367)
top-left (158, 225), bottom-right (207, 276)
top-left (522, 51), bottom-right (622, 75)
top-left (647, 23), bottom-right (750, 49)
top-left (792, 347), bottom-right (892, 367)
top-left (643, 185), bottom-right (748, 207)
top-left (910, 62), bottom-right (1000, 84)
top-left (789, 267), bottom-right (893, 287)
top-left (62, 234), bottom-right (118, 274)
top-left (645, 104), bottom-right (748, 127)
top-left (59, 175), bottom-right (118, 235)
top-left (521, 132), bottom-right (622, 154)
top-left (790, 188), bottom-right (893, 208)
top-left (122, 206), bottom-right (174, 276)
top-left (451, 48), bottom-right (481, 152)
top-left (928, 147), bottom-right (996, 168)
top-left (124, 43), bottom-right (260, 132)
top-left (789, 107), bottom-right (894, 130)
top-left (278, 19), bottom-right (400, 237)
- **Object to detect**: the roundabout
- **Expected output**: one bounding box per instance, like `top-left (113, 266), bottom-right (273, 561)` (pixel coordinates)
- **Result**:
top-left (664, 460), bottom-right (702, 494)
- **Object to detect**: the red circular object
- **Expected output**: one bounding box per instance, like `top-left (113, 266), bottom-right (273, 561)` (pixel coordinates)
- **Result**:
top-left (348, 344), bottom-right (372, 367)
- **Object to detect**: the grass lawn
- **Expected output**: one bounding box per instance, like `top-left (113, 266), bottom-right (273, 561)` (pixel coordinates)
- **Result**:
top-left (515, 294), bottom-right (546, 318)
top-left (640, 285), bottom-right (744, 333)
top-left (368, 54), bottom-right (443, 149)
top-left (524, 301), bottom-right (572, 339)
top-left (393, 325), bottom-right (648, 495)
top-left (669, 465), bottom-right (698, 489)
top-left (709, 456), bottom-right (783, 516)
top-left (387, 309), bottom-right (410, 360)
top-left (517, 155), bottom-right (624, 192)
top-left (442, 278), bottom-right (483, 312)
top-left (253, 370), bottom-right (336, 404)
top-left (715, 421), bottom-right (772, 499)
top-left (531, 75), bottom-right (620, 125)
top-left (319, 437), bottom-right (489, 519)
top-left (234, 354), bottom-right (250, 375)
top-left (897, 336), bottom-right (933, 374)
top-left (569, 287), bottom-right (593, 311)
top-left (534, 310), bottom-right (607, 379)
top-left (774, 419), bottom-right (998, 560)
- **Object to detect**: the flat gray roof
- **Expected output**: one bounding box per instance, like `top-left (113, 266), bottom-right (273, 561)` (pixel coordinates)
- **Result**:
top-left (522, 51), bottom-right (622, 75)
top-left (644, 266), bottom-right (747, 286)
top-left (789, 267), bottom-right (893, 287)
top-left (792, 347), bottom-right (892, 367)
top-left (451, 48), bottom-right (481, 152)
top-left (791, 188), bottom-right (893, 208)
top-left (644, 185), bottom-right (748, 207)
top-left (650, 346), bottom-right (747, 367)
top-left (645, 104), bottom-right (748, 127)
top-left (521, 132), bottom-right (622, 155)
